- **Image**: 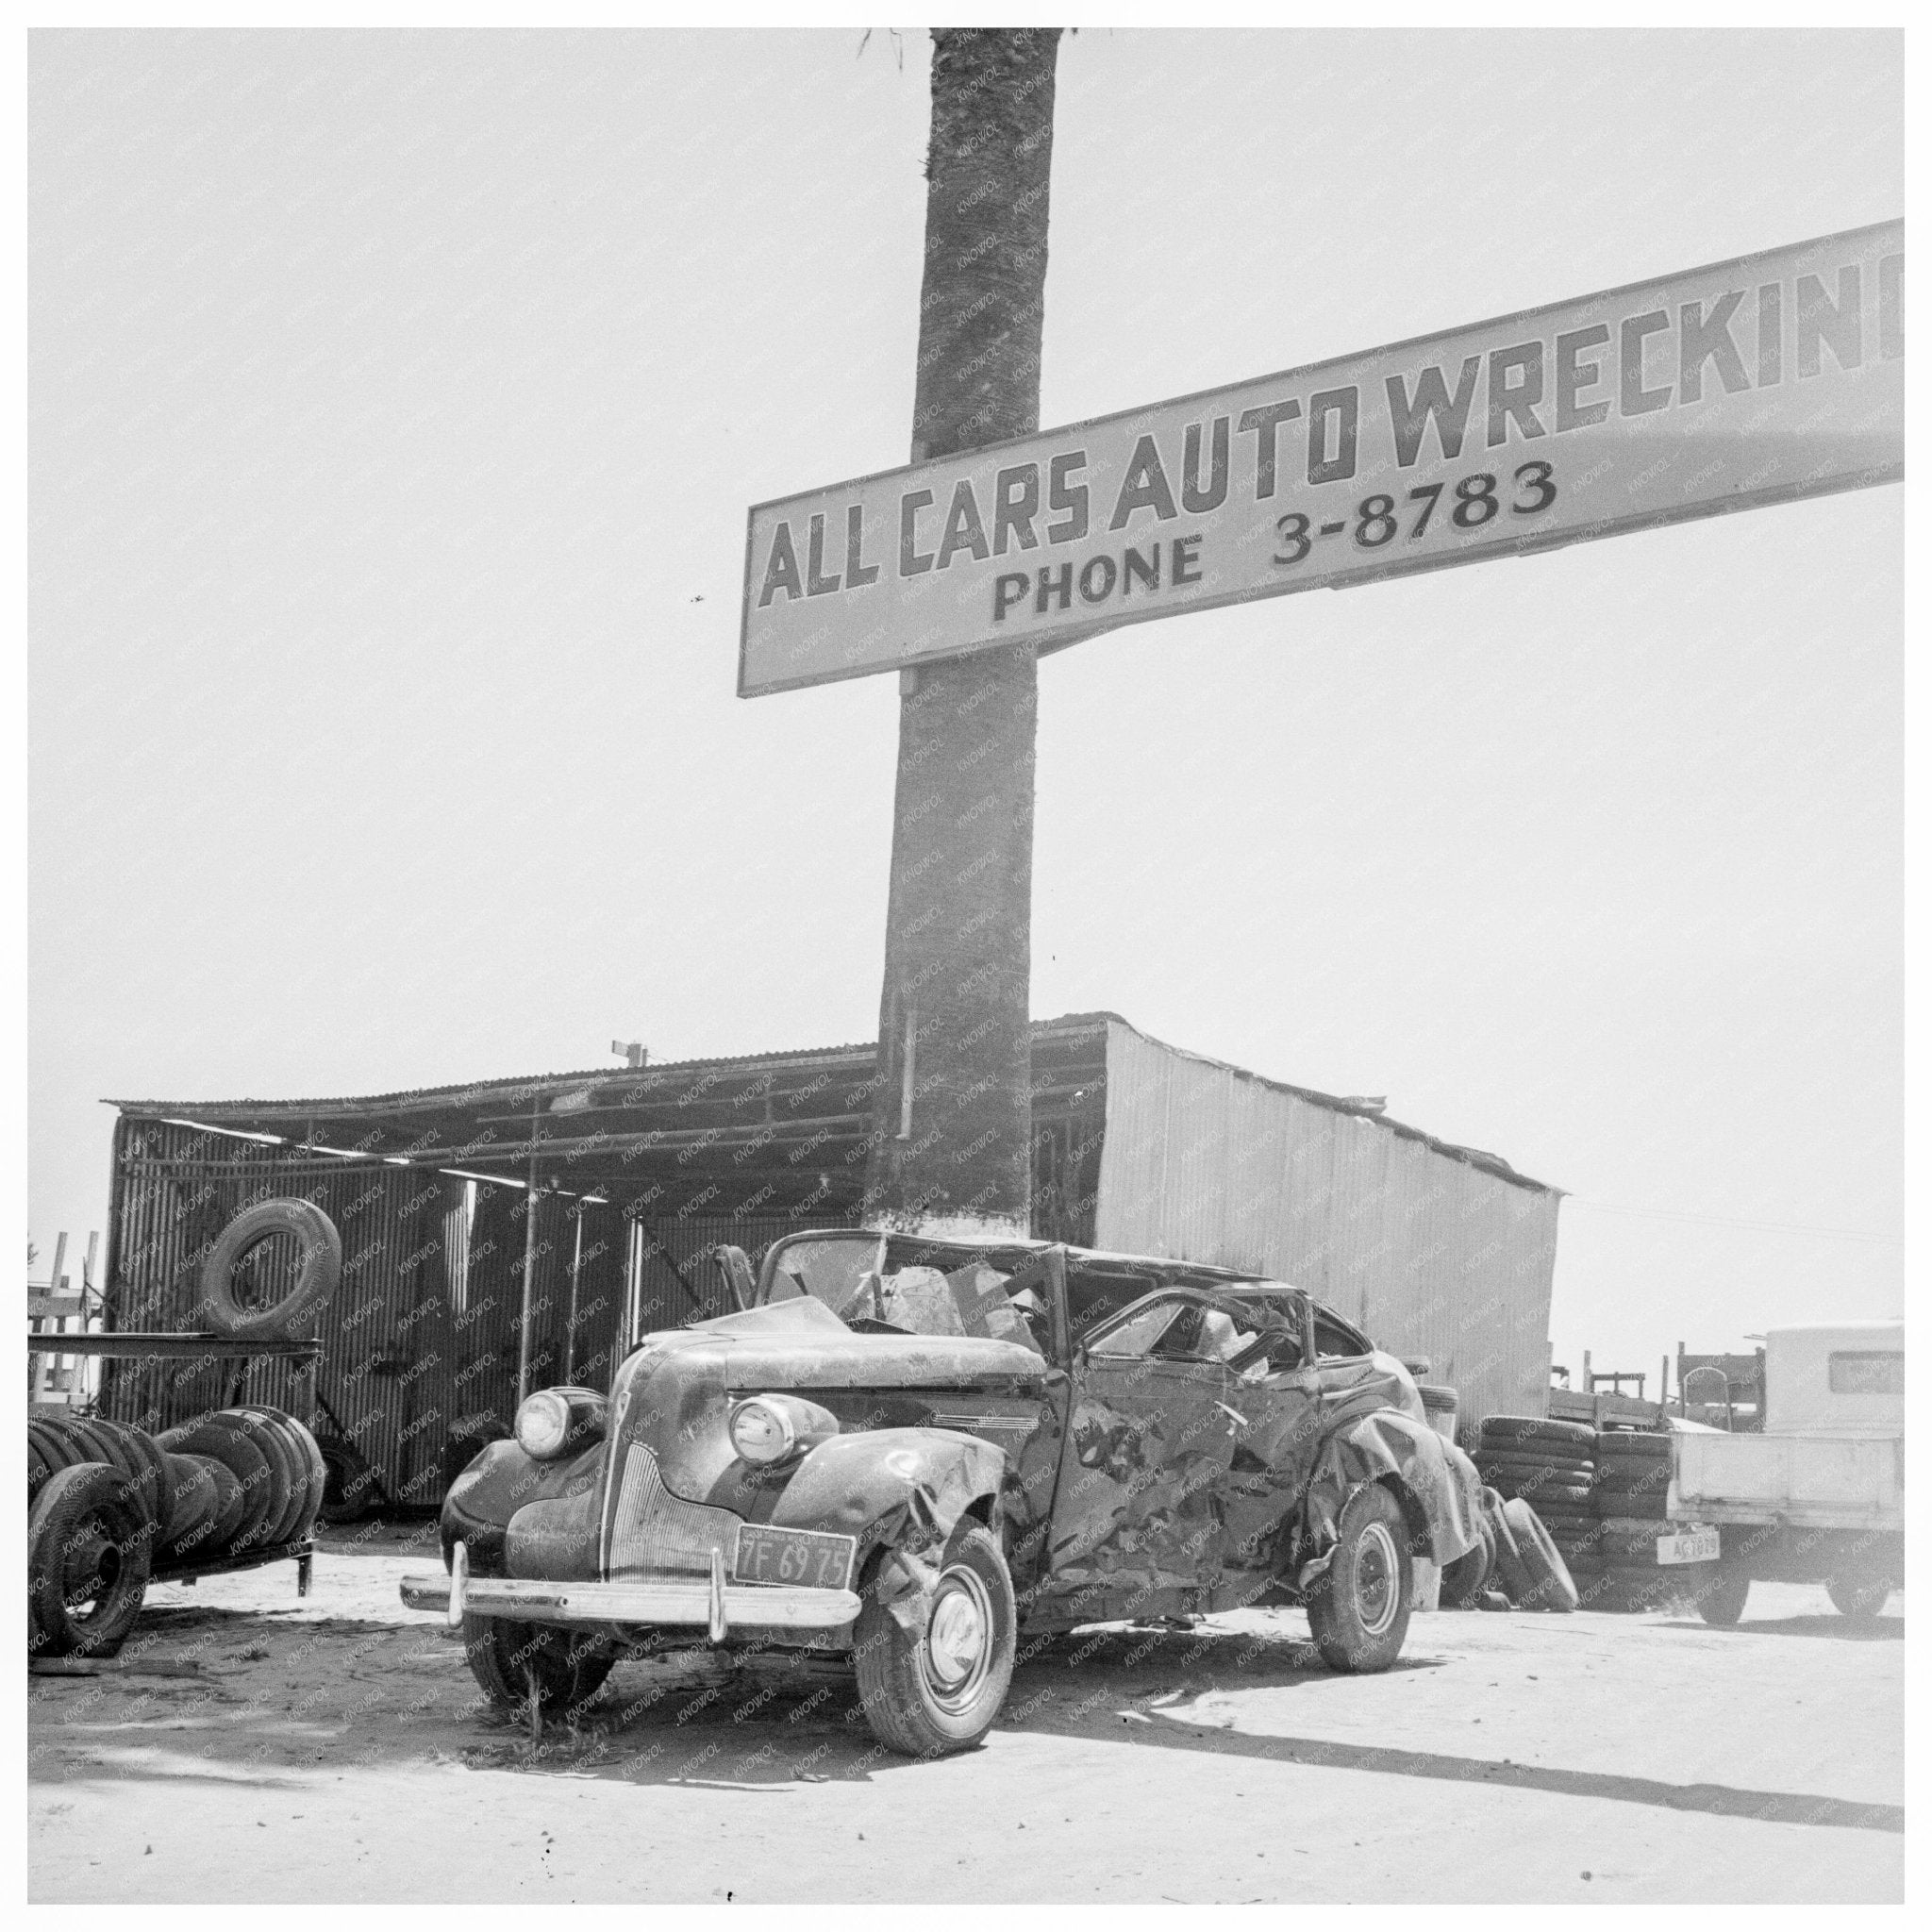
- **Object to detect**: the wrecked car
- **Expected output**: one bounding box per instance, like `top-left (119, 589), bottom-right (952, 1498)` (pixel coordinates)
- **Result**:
top-left (402, 1230), bottom-right (1480, 1757)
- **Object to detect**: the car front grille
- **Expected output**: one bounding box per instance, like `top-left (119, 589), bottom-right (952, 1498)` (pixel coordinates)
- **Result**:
top-left (605, 1441), bottom-right (741, 1580)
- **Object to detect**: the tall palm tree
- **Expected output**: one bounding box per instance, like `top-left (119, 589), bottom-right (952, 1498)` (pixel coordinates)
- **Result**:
top-left (865, 28), bottom-right (1063, 1237)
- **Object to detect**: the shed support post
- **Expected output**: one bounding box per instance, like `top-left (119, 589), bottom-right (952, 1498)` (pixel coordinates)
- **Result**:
top-left (517, 1096), bottom-right (540, 1406)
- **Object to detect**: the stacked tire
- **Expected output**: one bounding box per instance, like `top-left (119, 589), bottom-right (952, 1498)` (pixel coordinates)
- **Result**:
top-left (27, 1405), bottom-right (325, 1659)
top-left (1583, 1425), bottom-right (1677, 1613)
top-left (1474, 1414), bottom-right (1597, 1585)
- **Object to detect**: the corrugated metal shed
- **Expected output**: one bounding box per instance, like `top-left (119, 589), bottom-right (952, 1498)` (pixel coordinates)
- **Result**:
top-left (1091, 1019), bottom-right (1558, 1430)
top-left (98, 1011), bottom-right (1557, 1493)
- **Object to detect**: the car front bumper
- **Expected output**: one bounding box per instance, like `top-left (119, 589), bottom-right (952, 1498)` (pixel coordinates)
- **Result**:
top-left (401, 1541), bottom-right (861, 1641)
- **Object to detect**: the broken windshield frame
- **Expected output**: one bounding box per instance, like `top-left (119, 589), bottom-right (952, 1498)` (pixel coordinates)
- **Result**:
top-left (758, 1230), bottom-right (1057, 1351)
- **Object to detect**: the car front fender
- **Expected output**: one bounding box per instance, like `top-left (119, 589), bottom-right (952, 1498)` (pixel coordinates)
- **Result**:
top-left (441, 1438), bottom-right (603, 1575)
top-left (1303, 1410), bottom-right (1481, 1568)
top-left (766, 1427), bottom-right (1006, 1554)
top-left (763, 1427), bottom-right (1008, 1636)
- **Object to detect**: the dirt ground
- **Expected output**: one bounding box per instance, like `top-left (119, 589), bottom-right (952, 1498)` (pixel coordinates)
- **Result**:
top-left (27, 1524), bottom-right (1903, 1904)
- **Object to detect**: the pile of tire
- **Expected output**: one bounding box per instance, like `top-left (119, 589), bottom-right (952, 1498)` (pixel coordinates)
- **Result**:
top-left (1578, 1425), bottom-right (1678, 1613)
top-left (1443, 1424), bottom-right (1579, 1613)
top-left (26, 1405), bottom-right (325, 1658)
top-left (1474, 1413), bottom-right (1598, 1582)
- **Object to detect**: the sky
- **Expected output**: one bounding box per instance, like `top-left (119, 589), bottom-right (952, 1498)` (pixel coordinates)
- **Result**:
top-left (29, 27), bottom-right (1902, 1384)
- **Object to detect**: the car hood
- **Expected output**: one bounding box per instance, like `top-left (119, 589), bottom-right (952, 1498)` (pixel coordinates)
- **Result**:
top-left (667, 1291), bottom-right (1049, 1387)
top-left (608, 1294), bottom-right (1048, 1509)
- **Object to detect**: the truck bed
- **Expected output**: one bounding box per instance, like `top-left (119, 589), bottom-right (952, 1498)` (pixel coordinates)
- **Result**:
top-left (1672, 1432), bottom-right (1903, 1530)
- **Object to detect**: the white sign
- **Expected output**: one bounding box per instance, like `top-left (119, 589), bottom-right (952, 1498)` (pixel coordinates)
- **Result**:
top-left (740, 221), bottom-right (1903, 697)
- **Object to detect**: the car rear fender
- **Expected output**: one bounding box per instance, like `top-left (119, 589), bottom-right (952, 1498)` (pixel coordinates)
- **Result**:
top-left (1302, 1409), bottom-right (1481, 1570)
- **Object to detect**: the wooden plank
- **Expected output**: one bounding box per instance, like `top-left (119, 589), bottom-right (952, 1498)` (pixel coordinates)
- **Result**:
top-left (25, 1332), bottom-right (325, 1359)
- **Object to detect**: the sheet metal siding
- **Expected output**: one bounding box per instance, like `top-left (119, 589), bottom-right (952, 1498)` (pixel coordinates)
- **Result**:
top-left (101, 1122), bottom-right (465, 1504)
top-left (100, 1120), bottom-right (864, 1504)
top-left (1092, 1023), bottom-right (1556, 1431)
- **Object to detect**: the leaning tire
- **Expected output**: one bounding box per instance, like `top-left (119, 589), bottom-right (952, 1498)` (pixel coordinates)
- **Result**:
top-left (1499, 1499), bottom-right (1578, 1612)
top-left (1484, 1489), bottom-right (1528, 1604)
top-left (29, 1418), bottom-right (87, 1485)
top-left (855, 1524), bottom-right (1017, 1757)
top-left (156, 1454), bottom-right (222, 1559)
top-left (28, 1463), bottom-right (155, 1658)
top-left (1440, 1521), bottom-right (1493, 1609)
top-left (316, 1434), bottom-right (378, 1524)
top-left (158, 1421), bottom-right (277, 1555)
top-left (163, 1454), bottom-right (246, 1562)
top-left (461, 1611), bottom-right (613, 1719)
top-left (197, 1198), bottom-right (342, 1341)
top-left (67, 1415), bottom-right (173, 1541)
top-left (258, 1410), bottom-right (328, 1537)
top-left (1307, 1484), bottom-right (1414, 1671)
top-left (208, 1412), bottom-right (304, 1546)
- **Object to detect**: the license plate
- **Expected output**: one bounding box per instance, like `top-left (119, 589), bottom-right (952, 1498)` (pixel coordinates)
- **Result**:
top-left (733, 1524), bottom-right (857, 1591)
top-left (1657, 1526), bottom-right (1721, 1566)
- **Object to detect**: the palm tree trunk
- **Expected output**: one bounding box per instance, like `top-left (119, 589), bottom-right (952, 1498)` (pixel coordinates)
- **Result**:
top-left (863, 28), bottom-right (1062, 1237)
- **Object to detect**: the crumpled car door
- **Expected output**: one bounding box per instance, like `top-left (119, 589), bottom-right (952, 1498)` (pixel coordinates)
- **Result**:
top-left (1045, 1326), bottom-right (1240, 1610)
top-left (1213, 1357), bottom-right (1326, 1590)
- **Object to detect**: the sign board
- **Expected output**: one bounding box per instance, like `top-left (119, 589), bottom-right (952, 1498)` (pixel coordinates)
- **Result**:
top-left (740, 221), bottom-right (1902, 697)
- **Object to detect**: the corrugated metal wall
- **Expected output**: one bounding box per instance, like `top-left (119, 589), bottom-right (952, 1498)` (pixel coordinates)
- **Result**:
top-left (1091, 1022), bottom-right (1557, 1435)
top-left (100, 1119), bottom-right (860, 1507)
top-left (102, 1121), bottom-right (467, 1503)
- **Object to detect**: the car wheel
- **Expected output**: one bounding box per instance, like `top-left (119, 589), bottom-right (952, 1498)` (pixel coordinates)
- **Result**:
top-left (28, 1463), bottom-right (154, 1658)
top-left (462, 1611), bottom-right (613, 1719)
top-left (1693, 1565), bottom-right (1751, 1626)
top-left (1826, 1576), bottom-right (1891, 1621)
top-left (1307, 1483), bottom-right (1413, 1671)
top-left (855, 1523), bottom-right (1016, 1757)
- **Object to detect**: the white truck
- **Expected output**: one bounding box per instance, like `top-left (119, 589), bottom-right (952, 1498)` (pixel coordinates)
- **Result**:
top-left (1670, 1320), bottom-right (1903, 1625)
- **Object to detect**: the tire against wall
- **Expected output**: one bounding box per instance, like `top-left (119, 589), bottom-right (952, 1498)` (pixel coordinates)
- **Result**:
top-left (197, 1198), bottom-right (342, 1341)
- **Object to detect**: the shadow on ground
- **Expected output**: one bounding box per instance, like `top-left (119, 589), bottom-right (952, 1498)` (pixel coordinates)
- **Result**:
top-left (27, 1603), bottom-right (1901, 1832)
top-left (1655, 1613), bottom-right (1904, 1642)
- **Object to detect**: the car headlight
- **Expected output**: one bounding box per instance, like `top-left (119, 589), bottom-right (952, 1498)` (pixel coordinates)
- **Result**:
top-left (728, 1393), bottom-right (840, 1466)
top-left (514, 1391), bottom-right (573, 1460)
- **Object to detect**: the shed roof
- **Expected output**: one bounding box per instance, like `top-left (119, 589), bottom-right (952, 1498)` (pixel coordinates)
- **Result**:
top-left (107, 1008), bottom-right (1555, 1196)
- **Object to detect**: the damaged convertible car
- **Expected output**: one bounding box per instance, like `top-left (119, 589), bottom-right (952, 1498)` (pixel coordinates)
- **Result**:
top-left (402, 1231), bottom-right (1482, 1757)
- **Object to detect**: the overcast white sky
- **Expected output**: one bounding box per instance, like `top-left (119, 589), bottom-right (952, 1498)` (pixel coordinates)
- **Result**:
top-left (29, 27), bottom-right (1901, 1382)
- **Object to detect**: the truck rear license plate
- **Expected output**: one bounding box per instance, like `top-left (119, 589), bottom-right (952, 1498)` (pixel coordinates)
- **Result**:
top-left (733, 1524), bottom-right (856, 1591)
top-left (1656, 1526), bottom-right (1720, 1565)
